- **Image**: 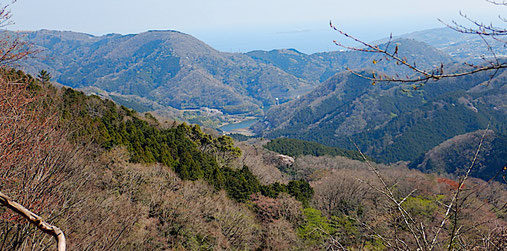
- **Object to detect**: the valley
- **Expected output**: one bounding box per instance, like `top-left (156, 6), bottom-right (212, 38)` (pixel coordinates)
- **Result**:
top-left (1, 2), bottom-right (506, 248)
top-left (15, 26), bottom-right (506, 178)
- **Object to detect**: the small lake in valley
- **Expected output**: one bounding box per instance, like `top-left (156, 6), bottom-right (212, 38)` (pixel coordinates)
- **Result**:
top-left (219, 119), bottom-right (259, 132)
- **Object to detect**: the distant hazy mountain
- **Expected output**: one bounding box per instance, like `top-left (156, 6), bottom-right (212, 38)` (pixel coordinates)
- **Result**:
top-left (247, 38), bottom-right (453, 83)
top-left (16, 29), bottom-right (314, 115)
top-left (378, 27), bottom-right (507, 62)
top-left (254, 67), bottom-right (506, 163)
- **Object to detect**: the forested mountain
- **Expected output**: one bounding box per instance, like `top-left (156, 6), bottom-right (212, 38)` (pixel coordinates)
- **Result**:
top-left (254, 67), bottom-right (507, 163)
top-left (12, 27), bottom-right (502, 119)
top-left (15, 29), bottom-right (314, 115)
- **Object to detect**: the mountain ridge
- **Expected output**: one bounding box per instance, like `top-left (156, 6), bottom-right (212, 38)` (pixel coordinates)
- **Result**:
top-left (15, 29), bottom-right (314, 115)
top-left (14, 28), bottom-right (455, 117)
top-left (246, 38), bottom-right (453, 83)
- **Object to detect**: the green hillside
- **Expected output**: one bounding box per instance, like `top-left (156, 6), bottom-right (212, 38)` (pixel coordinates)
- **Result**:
top-left (62, 84), bottom-right (313, 203)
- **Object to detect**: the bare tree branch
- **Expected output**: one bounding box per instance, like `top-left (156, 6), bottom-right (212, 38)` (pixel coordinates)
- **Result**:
top-left (329, 0), bottom-right (507, 85)
top-left (349, 139), bottom-right (427, 250)
top-left (486, 0), bottom-right (507, 6)
top-left (0, 191), bottom-right (66, 251)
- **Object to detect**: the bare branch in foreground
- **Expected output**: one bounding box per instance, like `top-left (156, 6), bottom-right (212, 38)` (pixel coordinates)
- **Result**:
top-left (0, 191), bottom-right (66, 251)
top-left (347, 119), bottom-right (493, 250)
top-left (329, 3), bottom-right (507, 86)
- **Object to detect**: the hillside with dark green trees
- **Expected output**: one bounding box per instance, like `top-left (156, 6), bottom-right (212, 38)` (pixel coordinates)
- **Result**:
top-left (254, 67), bottom-right (507, 165)
top-left (2, 67), bottom-right (313, 205)
top-left (264, 138), bottom-right (370, 162)
top-left (409, 130), bottom-right (507, 183)
top-left (59, 85), bottom-right (313, 203)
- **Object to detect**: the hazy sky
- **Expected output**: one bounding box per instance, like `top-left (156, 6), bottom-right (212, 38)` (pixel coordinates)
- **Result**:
top-left (8, 0), bottom-right (503, 53)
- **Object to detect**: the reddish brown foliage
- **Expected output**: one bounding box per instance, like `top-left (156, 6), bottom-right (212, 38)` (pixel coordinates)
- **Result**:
top-left (0, 76), bottom-right (83, 249)
top-left (437, 177), bottom-right (463, 191)
top-left (251, 193), bottom-right (283, 222)
top-left (250, 193), bottom-right (303, 226)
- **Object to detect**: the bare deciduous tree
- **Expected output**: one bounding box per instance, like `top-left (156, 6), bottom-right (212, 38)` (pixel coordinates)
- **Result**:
top-left (343, 127), bottom-right (506, 250)
top-left (0, 1), bottom-right (72, 249)
top-left (0, 1), bottom-right (34, 68)
top-left (0, 77), bottom-right (81, 250)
